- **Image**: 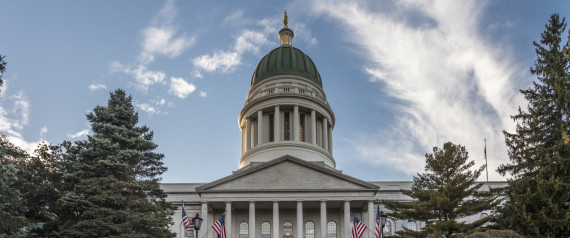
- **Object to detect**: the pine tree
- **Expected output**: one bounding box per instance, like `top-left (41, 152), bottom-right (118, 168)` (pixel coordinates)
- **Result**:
top-left (8, 143), bottom-right (66, 237)
top-left (384, 142), bottom-right (500, 237)
top-left (56, 89), bottom-right (174, 237)
top-left (0, 134), bottom-right (40, 237)
top-left (498, 14), bottom-right (570, 237)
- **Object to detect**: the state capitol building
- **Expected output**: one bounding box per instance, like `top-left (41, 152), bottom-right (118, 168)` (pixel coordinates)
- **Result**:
top-left (161, 12), bottom-right (502, 238)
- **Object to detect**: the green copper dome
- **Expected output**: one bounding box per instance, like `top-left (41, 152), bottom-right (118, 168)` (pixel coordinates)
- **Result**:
top-left (251, 46), bottom-right (322, 88)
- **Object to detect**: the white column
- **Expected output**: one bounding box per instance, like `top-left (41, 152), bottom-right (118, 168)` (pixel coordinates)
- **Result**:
top-left (201, 203), bottom-right (209, 238)
top-left (323, 118), bottom-right (329, 151)
top-left (311, 110), bottom-right (317, 145)
top-left (274, 106), bottom-right (280, 142)
top-left (249, 201), bottom-right (256, 238)
top-left (226, 202), bottom-right (232, 238)
top-left (246, 118), bottom-right (251, 151)
top-left (320, 200), bottom-right (327, 238)
top-left (344, 201), bottom-right (350, 238)
top-left (293, 105), bottom-right (300, 141)
top-left (257, 110), bottom-right (263, 145)
top-left (273, 202), bottom-right (280, 238)
top-left (297, 201), bottom-right (303, 238)
top-left (368, 201), bottom-right (374, 238)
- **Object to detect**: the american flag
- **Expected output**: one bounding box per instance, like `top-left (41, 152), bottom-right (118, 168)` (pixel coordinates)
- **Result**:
top-left (212, 214), bottom-right (226, 238)
top-left (351, 216), bottom-right (367, 238)
top-left (374, 206), bottom-right (382, 238)
top-left (181, 205), bottom-right (194, 232)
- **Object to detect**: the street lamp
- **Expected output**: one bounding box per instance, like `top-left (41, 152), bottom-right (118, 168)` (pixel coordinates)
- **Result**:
top-left (192, 213), bottom-right (203, 238)
top-left (380, 211), bottom-right (388, 235)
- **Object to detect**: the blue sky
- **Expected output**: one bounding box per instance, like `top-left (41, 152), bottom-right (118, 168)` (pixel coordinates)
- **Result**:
top-left (1, 0), bottom-right (569, 183)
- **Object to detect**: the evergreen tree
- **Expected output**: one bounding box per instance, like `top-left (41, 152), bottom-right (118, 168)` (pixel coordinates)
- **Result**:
top-left (0, 134), bottom-right (40, 237)
top-left (384, 142), bottom-right (500, 237)
top-left (498, 14), bottom-right (570, 236)
top-left (8, 143), bottom-right (65, 237)
top-left (56, 89), bottom-right (174, 237)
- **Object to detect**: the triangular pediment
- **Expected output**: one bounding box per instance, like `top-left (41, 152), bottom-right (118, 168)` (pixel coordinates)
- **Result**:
top-left (196, 156), bottom-right (379, 193)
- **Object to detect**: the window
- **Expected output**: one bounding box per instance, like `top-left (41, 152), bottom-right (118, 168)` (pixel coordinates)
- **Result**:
top-left (283, 221), bottom-right (293, 236)
top-left (305, 221), bottom-right (315, 238)
top-left (239, 222), bottom-right (248, 238)
top-left (327, 221), bottom-right (337, 238)
top-left (284, 112), bottom-right (290, 140)
top-left (269, 113), bottom-right (274, 142)
top-left (406, 221), bottom-right (416, 231)
top-left (299, 112), bottom-right (306, 142)
top-left (261, 222), bottom-right (271, 238)
top-left (383, 221), bottom-right (391, 235)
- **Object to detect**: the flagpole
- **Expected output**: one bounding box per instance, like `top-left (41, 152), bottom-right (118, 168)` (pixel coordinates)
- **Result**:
top-left (484, 138), bottom-right (488, 182)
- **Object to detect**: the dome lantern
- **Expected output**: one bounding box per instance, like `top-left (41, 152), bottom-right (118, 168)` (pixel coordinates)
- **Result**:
top-left (279, 9), bottom-right (294, 46)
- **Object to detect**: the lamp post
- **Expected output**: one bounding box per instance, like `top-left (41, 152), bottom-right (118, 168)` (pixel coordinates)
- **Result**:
top-left (380, 210), bottom-right (388, 236)
top-left (192, 213), bottom-right (203, 238)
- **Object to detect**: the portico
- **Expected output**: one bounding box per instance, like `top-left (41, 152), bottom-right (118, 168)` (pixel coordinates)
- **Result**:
top-left (191, 156), bottom-right (379, 238)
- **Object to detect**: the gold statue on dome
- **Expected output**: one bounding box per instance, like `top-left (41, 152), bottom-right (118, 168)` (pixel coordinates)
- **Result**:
top-left (284, 9), bottom-right (288, 27)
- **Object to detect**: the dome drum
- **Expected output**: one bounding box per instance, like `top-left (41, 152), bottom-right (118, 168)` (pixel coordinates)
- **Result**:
top-left (238, 14), bottom-right (336, 170)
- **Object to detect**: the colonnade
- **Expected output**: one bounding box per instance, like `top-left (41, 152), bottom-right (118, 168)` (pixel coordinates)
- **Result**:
top-left (199, 200), bottom-right (379, 238)
top-left (243, 105), bottom-right (332, 155)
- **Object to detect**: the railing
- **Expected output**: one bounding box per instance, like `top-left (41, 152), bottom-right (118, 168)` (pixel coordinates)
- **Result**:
top-left (246, 83), bottom-right (328, 105)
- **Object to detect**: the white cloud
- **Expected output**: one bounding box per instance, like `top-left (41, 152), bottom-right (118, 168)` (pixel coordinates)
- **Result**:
top-left (140, 0), bottom-right (194, 62)
top-left (136, 103), bottom-right (160, 115)
top-left (110, 61), bottom-right (166, 92)
top-left (234, 30), bottom-right (269, 54)
top-left (193, 51), bottom-right (240, 73)
top-left (0, 87), bottom-right (44, 152)
top-left (199, 91), bottom-right (208, 97)
top-left (88, 83), bottom-right (107, 91)
top-left (40, 126), bottom-right (48, 137)
top-left (169, 77), bottom-right (196, 99)
top-left (223, 9), bottom-right (246, 25)
top-left (156, 98), bottom-right (166, 106)
top-left (68, 129), bottom-right (89, 138)
top-left (311, 0), bottom-right (525, 180)
top-left (192, 12), bottom-right (317, 76)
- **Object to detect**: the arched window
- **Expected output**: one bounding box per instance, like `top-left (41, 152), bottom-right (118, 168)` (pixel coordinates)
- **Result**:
top-left (283, 221), bottom-right (293, 237)
top-left (327, 221), bottom-right (337, 238)
top-left (383, 221), bottom-right (391, 235)
top-left (406, 221), bottom-right (417, 231)
top-left (305, 221), bottom-right (315, 238)
top-left (239, 222), bottom-right (248, 238)
top-left (261, 222), bottom-right (271, 238)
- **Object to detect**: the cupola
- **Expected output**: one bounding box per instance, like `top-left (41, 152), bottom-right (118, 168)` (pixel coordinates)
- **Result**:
top-left (238, 11), bottom-right (336, 170)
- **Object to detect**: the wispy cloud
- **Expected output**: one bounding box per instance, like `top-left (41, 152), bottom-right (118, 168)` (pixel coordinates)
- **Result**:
top-left (192, 12), bottom-right (316, 76)
top-left (193, 51), bottom-right (240, 73)
top-left (311, 0), bottom-right (525, 180)
top-left (199, 91), bottom-right (208, 97)
top-left (140, 0), bottom-right (195, 62)
top-left (110, 61), bottom-right (166, 92)
top-left (68, 129), bottom-right (89, 138)
top-left (136, 103), bottom-right (160, 115)
top-left (0, 85), bottom-right (44, 152)
top-left (40, 126), bottom-right (48, 137)
top-left (110, 0), bottom-right (193, 93)
top-left (169, 77), bottom-right (196, 99)
top-left (88, 83), bottom-right (107, 91)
